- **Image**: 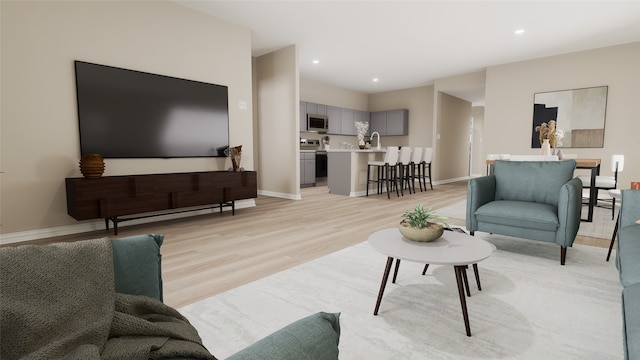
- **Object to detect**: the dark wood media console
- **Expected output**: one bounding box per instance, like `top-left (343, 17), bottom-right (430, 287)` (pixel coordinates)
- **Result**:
top-left (66, 171), bottom-right (257, 235)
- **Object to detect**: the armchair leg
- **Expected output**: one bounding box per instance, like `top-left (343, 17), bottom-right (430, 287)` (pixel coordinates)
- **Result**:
top-left (470, 231), bottom-right (474, 236)
top-left (560, 246), bottom-right (567, 265)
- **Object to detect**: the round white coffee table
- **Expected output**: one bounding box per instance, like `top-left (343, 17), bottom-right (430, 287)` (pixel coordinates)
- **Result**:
top-left (369, 228), bottom-right (494, 336)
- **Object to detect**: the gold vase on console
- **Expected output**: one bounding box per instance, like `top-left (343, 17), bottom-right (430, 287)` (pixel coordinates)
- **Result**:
top-left (79, 154), bottom-right (105, 179)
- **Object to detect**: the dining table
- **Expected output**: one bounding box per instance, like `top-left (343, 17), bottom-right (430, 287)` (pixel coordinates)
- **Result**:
top-left (485, 158), bottom-right (601, 222)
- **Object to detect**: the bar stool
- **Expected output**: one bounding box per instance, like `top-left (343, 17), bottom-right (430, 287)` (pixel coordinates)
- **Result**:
top-left (398, 147), bottom-right (413, 196)
top-left (409, 147), bottom-right (424, 192)
top-left (366, 146), bottom-right (400, 199)
top-left (422, 148), bottom-right (433, 190)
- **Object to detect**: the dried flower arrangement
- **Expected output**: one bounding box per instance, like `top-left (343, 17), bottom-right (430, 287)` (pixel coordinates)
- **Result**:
top-left (354, 121), bottom-right (369, 142)
top-left (535, 120), bottom-right (565, 148)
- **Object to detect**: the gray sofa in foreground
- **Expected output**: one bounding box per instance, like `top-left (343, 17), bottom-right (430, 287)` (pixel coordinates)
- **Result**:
top-left (616, 189), bottom-right (640, 360)
top-left (0, 234), bottom-right (340, 360)
top-left (466, 160), bottom-right (582, 265)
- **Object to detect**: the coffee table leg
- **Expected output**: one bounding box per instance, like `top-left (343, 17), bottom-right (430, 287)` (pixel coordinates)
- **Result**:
top-left (374, 257), bottom-right (394, 315)
top-left (454, 265), bottom-right (472, 337)
top-left (462, 266), bottom-right (471, 297)
top-left (422, 264), bottom-right (429, 275)
top-left (392, 259), bottom-right (401, 284)
top-left (473, 263), bottom-right (482, 291)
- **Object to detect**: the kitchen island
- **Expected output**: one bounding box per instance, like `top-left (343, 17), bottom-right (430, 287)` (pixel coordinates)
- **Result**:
top-left (327, 149), bottom-right (386, 196)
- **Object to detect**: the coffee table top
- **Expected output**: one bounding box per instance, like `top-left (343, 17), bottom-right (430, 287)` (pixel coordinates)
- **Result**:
top-left (368, 228), bottom-right (494, 265)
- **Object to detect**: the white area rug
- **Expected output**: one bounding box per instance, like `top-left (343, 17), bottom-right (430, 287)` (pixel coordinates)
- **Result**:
top-left (436, 200), bottom-right (617, 240)
top-left (179, 234), bottom-right (622, 359)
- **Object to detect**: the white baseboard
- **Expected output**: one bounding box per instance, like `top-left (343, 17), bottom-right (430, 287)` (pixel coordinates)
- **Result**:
top-left (0, 199), bottom-right (256, 245)
top-left (258, 189), bottom-right (301, 200)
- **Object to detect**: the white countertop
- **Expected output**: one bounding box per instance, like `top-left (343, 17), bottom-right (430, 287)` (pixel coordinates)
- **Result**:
top-left (326, 149), bottom-right (386, 153)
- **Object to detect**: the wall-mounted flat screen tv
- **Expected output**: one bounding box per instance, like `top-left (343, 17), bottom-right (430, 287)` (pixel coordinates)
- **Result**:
top-left (75, 60), bottom-right (229, 158)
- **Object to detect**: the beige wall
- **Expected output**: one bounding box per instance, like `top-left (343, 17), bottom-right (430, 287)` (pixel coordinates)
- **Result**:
top-left (471, 107), bottom-right (486, 176)
top-left (368, 86), bottom-right (435, 150)
top-left (435, 93), bottom-right (472, 181)
top-left (484, 42), bottom-right (640, 187)
top-left (254, 46), bottom-right (300, 199)
top-left (0, 1), bottom-right (253, 237)
top-left (301, 78), bottom-right (368, 110)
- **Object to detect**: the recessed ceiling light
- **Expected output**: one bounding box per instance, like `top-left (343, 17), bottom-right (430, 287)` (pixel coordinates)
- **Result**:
top-left (515, 29), bottom-right (525, 35)
top-left (312, 59), bottom-right (320, 64)
top-left (372, 78), bottom-right (379, 82)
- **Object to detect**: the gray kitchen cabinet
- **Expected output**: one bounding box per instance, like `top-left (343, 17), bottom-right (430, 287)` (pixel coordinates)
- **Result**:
top-left (305, 102), bottom-right (317, 116)
top-left (327, 106), bottom-right (342, 134)
top-left (370, 109), bottom-right (408, 136)
top-left (340, 108), bottom-right (355, 135)
top-left (316, 104), bottom-right (327, 115)
top-left (386, 109), bottom-right (409, 135)
top-left (300, 151), bottom-right (316, 186)
top-left (370, 111), bottom-right (387, 135)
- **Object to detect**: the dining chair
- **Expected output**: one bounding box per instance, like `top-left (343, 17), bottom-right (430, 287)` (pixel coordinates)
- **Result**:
top-left (578, 154), bottom-right (624, 219)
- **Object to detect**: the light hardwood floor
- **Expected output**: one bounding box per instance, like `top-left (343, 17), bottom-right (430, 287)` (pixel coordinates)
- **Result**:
top-left (11, 179), bottom-right (608, 308)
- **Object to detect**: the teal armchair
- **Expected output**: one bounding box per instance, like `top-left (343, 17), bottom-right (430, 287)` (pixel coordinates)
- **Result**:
top-left (466, 160), bottom-right (582, 265)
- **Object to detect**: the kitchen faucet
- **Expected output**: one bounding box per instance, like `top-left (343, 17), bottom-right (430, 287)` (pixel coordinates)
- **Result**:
top-left (370, 132), bottom-right (381, 150)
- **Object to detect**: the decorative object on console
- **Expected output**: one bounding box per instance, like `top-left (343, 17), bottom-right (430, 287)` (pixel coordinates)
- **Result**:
top-left (399, 204), bottom-right (450, 242)
top-left (79, 153), bottom-right (105, 179)
top-left (355, 121), bottom-right (369, 149)
top-left (225, 145), bottom-right (243, 172)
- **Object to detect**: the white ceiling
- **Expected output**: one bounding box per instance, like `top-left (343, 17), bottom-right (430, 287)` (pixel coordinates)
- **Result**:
top-left (176, 1), bottom-right (640, 104)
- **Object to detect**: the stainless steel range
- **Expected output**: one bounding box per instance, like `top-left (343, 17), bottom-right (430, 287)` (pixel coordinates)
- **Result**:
top-left (300, 138), bottom-right (320, 150)
top-left (299, 139), bottom-right (327, 179)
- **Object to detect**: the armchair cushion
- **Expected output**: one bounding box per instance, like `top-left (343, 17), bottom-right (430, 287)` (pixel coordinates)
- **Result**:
top-left (226, 312), bottom-right (340, 360)
top-left (112, 234), bottom-right (164, 301)
top-left (494, 160), bottom-right (576, 206)
top-left (618, 224), bottom-right (640, 287)
top-left (475, 200), bottom-right (558, 231)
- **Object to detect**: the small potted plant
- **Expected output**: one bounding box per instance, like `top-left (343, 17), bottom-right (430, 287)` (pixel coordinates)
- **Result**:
top-left (399, 204), bottom-right (450, 242)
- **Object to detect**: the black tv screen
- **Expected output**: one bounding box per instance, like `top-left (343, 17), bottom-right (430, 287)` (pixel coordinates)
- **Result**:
top-left (74, 60), bottom-right (229, 158)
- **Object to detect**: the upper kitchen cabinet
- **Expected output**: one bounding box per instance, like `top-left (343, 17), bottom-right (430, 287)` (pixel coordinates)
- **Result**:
top-left (327, 106), bottom-right (342, 134)
top-left (340, 108), bottom-right (355, 135)
top-left (301, 102), bottom-right (329, 133)
top-left (305, 102), bottom-right (327, 116)
top-left (370, 109), bottom-right (408, 136)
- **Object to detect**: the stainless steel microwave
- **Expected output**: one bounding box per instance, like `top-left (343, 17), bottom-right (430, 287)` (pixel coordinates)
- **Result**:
top-left (307, 114), bottom-right (328, 133)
